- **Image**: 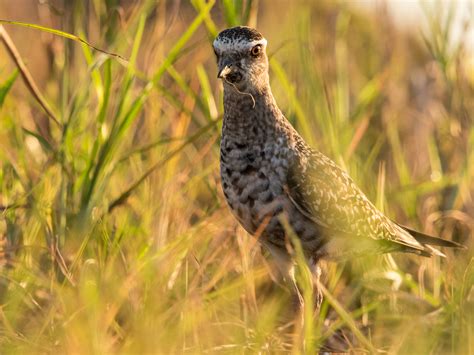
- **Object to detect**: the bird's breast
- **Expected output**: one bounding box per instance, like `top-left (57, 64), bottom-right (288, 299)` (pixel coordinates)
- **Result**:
top-left (219, 134), bottom-right (324, 257)
top-left (220, 138), bottom-right (311, 240)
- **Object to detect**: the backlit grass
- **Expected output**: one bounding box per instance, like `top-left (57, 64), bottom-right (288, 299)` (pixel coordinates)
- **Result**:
top-left (0, 1), bottom-right (472, 353)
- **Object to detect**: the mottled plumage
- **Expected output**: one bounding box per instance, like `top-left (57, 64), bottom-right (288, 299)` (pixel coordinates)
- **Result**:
top-left (214, 26), bottom-right (462, 306)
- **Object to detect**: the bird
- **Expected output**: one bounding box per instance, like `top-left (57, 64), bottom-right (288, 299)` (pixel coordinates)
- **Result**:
top-left (214, 26), bottom-right (463, 308)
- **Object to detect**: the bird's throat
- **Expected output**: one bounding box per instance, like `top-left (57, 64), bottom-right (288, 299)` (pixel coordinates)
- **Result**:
top-left (222, 84), bottom-right (280, 135)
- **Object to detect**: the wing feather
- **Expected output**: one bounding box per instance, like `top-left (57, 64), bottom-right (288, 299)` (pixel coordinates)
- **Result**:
top-left (286, 148), bottom-right (428, 253)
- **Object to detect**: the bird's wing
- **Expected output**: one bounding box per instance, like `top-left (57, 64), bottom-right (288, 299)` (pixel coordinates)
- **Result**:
top-left (286, 148), bottom-right (429, 254)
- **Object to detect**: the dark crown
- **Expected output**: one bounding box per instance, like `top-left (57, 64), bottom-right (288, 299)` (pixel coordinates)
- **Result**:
top-left (216, 26), bottom-right (263, 42)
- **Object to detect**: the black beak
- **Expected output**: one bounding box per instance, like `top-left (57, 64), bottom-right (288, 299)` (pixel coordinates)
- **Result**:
top-left (217, 59), bottom-right (234, 79)
top-left (217, 60), bottom-right (242, 83)
top-left (217, 65), bottom-right (232, 79)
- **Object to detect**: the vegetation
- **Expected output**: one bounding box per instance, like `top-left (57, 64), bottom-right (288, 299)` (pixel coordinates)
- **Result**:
top-left (0, 0), bottom-right (472, 353)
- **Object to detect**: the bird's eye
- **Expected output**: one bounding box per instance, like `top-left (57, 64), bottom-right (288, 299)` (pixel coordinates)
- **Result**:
top-left (250, 44), bottom-right (262, 57)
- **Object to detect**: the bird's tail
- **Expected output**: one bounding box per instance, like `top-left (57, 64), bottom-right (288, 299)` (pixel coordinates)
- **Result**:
top-left (398, 224), bottom-right (466, 253)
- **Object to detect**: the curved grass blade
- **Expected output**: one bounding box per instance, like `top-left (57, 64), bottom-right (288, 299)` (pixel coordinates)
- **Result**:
top-left (0, 19), bottom-right (128, 66)
top-left (0, 25), bottom-right (61, 127)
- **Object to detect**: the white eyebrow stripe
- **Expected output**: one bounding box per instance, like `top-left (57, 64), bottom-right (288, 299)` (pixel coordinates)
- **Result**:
top-left (213, 38), bottom-right (267, 53)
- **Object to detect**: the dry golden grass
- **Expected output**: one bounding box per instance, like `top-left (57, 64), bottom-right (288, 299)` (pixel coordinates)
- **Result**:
top-left (0, 1), bottom-right (472, 353)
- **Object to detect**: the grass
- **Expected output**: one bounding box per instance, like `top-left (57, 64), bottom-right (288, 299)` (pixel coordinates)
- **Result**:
top-left (0, 0), bottom-right (473, 353)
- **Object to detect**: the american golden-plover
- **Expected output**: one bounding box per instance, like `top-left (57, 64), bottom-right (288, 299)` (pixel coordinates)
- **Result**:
top-left (214, 26), bottom-right (463, 307)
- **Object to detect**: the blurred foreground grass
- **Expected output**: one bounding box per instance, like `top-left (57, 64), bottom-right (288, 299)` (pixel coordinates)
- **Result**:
top-left (0, 0), bottom-right (473, 353)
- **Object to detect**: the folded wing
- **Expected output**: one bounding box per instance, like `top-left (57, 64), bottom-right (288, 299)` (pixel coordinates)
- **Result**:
top-left (286, 149), bottom-right (455, 257)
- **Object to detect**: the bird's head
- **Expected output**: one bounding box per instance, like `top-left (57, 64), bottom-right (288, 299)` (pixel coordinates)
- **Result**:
top-left (213, 26), bottom-right (269, 93)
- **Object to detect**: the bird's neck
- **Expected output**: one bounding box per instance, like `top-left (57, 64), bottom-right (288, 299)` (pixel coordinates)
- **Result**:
top-left (222, 84), bottom-right (282, 138)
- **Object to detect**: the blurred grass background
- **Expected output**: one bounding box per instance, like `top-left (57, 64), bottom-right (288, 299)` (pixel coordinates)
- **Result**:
top-left (0, 0), bottom-right (473, 353)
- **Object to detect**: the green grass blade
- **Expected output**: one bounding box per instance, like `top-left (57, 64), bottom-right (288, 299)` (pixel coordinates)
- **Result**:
top-left (0, 69), bottom-right (18, 107)
top-left (0, 19), bottom-right (128, 65)
top-left (107, 118), bottom-right (220, 212)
